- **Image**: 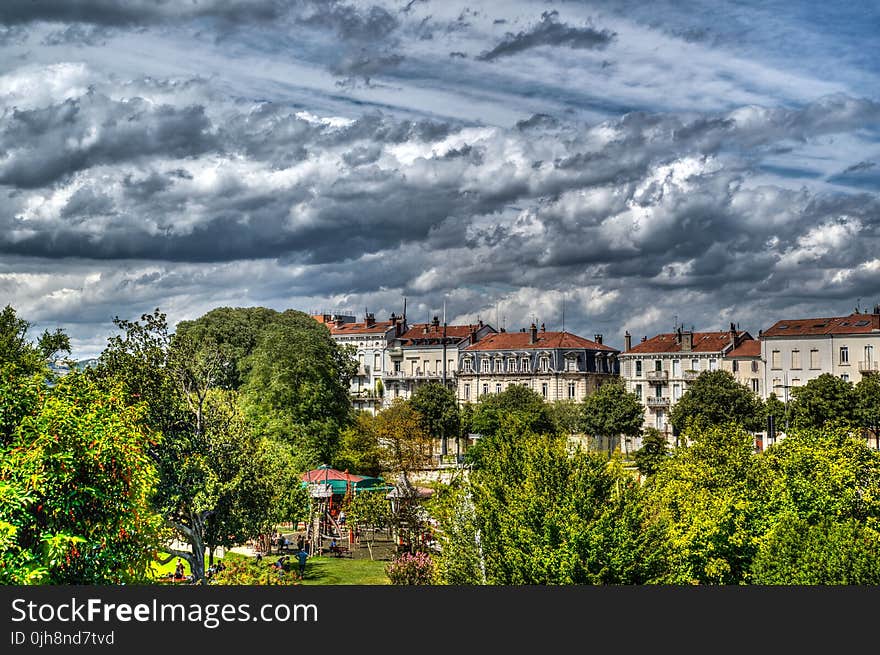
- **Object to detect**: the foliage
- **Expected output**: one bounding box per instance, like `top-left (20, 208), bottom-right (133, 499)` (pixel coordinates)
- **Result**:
top-left (240, 311), bottom-right (355, 470)
top-left (469, 384), bottom-right (554, 439)
top-left (788, 373), bottom-right (858, 430)
top-left (373, 400), bottom-right (434, 476)
top-left (333, 412), bottom-right (382, 477)
top-left (547, 400), bottom-right (582, 437)
top-left (763, 393), bottom-right (788, 438)
top-left (428, 479), bottom-right (485, 585)
top-left (750, 517), bottom-right (880, 584)
top-left (855, 374), bottom-right (880, 448)
top-left (642, 424), bottom-right (772, 584)
top-left (633, 427), bottom-right (670, 477)
top-left (0, 305), bottom-right (47, 375)
top-left (580, 379), bottom-right (644, 453)
top-left (385, 551), bottom-right (436, 585)
top-left (1, 372), bottom-right (163, 584)
top-left (669, 369), bottom-right (764, 434)
top-left (409, 382), bottom-right (460, 454)
top-left (210, 556), bottom-right (300, 585)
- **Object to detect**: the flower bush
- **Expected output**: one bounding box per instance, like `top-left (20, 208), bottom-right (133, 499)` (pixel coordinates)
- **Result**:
top-left (385, 551), bottom-right (435, 585)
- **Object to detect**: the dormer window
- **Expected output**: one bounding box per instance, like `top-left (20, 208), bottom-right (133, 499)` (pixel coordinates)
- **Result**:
top-left (481, 358), bottom-right (490, 373)
top-left (539, 356), bottom-right (550, 372)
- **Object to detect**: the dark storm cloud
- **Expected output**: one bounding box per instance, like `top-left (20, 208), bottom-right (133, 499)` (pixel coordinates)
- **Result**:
top-left (41, 23), bottom-right (110, 46)
top-left (0, 0), bottom-right (285, 26)
top-left (0, 94), bottom-right (216, 188)
top-left (477, 11), bottom-right (616, 62)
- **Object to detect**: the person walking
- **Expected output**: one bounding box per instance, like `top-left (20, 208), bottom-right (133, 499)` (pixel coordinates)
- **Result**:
top-left (296, 547), bottom-right (308, 580)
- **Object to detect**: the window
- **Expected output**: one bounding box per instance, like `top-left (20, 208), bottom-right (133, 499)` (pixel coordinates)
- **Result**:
top-left (539, 356), bottom-right (550, 372)
top-left (655, 360), bottom-right (663, 372)
top-left (394, 361), bottom-right (401, 373)
top-left (751, 361), bottom-right (759, 373)
top-left (541, 383), bottom-right (548, 399)
top-left (635, 384), bottom-right (642, 400)
top-left (482, 384), bottom-right (489, 396)
top-left (751, 379), bottom-right (760, 394)
top-left (673, 384), bottom-right (681, 402)
top-left (568, 382), bottom-right (576, 399)
top-left (791, 350), bottom-right (801, 370)
top-left (508, 358), bottom-right (517, 372)
top-left (521, 358), bottom-right (530, 372)
top-left (374, 353), bottom-right (381, 371)
top-left (709, 359), bottom-right (718, 371)
top-left (672, 359), bottom-right (681, 377)
top-left (655, 410), bottom-right (664, 430)
top-left (865, 346), bottom-right (874, 368)
top-left (732, 360), bottom-right (739, 373)
top-left (841, 374), bottom-right (849, 382)
top-left (635, 360), bottom-right (642, 377)
top-left (771, 350), bottom-right (781, 369)
top-left (792, 378), bottom-right (800, 387)
top-left (810, 349), bottom-right (819, 369)
top-left (840, 347), bottom-right (849, 365)
top-left (448, 359), bottom-right (454, 373)
top-left (463, 384), bottom-right (470, 400)
top-left (481, 359), bottom-right (490, 373)
top-left (358, 353), bottom-right (365, 368)
top-left (422, 360), bottom-right (430, 373)
top-left (435, 359), bottom-right (441, 375)
top-left (496, 384), bottom-right (502, 394)
top-left (394, 384), bottom-right (399, 398)
top-left (494, 358), bottom-right (503, 373)
top-left (691, 358), bottom-right (699, 371)
top-left (566, 357), bottom-right (578, 372)
top-left (462, 359), bottom-right (472, 372)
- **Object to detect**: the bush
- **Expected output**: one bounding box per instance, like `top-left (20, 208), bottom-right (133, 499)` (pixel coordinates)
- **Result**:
top-left (210, 556), bottom-right (299, 585)
top-left (385, 551), bottom-right (435, 585)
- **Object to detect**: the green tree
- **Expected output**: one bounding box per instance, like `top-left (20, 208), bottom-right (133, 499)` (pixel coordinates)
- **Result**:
top-left (633, 427), bottom-right (670, 477)
top-left (240, 312), bottom-right (355, 470)
top-left (346, 489), bottom-right (391, 560)
top-left (580, 379), bottom-right (644, 455)
top-left (643, 423), bottom-right (772, 584)
top-left (788, 373), bottom-right (858, 430)
top-left (763, 392), bottom-right (788, 442)
top-left (669, 370), bottom-right (764, 435)
top-left (1, 372), bottom-right (163, 584)
top-left (855, 374), bottom-right (880, 449)
top-left (409, 382), bottom-right (460, 459)
top-left (547, 399), bottom-right (583, 438)
top-left (333, 412), bottom-right (382, 477)
top-left (469, 384), bottom-right (554, 442)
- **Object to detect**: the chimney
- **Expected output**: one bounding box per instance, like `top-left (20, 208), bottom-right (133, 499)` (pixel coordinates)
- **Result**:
top-left (470, 325), bottom-right (478, 344)
top-left (365, 312), bottom-right (375, 327)
top-left (874, 304), bottom-right (880, 315)
top-left (641, 336), bottom-right (647, 342)
top-left (431, 315), bottom-right (440, 330)
top-left (594, 334), bottom-right (603, 345)
top-left (529, 323), bottom-right (538, 345)
top-left (758, 328), bottom-right (763, 338)
top-left (624, 331), bottom-right (632, 351)
top-left (675, 326), bottom-right (682, 344)
top-left (540, 322), bottom-right (546, 332)
top-left (682, 331), bottom-right (693, 352)
top-left (729, 321), bottom-right (737, 347)
top-left (335, 316), bottom-right (345, 328)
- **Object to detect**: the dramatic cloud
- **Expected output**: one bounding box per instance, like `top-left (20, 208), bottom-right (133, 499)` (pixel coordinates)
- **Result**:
top-left (477, 11), bottom-right (616, 61)
top-left (1, 1), bottom-right (878, 358)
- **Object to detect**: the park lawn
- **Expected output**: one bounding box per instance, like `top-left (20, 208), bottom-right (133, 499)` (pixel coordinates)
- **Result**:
top-left (299, 555), bottom-right (390, 585)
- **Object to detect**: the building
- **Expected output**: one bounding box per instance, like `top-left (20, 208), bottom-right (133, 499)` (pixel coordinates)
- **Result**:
top-left (382, 317), bottom-right (496, 406)
top-left (456, 322), bottom-right (619, 405)
top-left (322, 312), bottom-right (408, 414)
top-left (722, 339), bottom-right (764, 398)
top-left (619, 323), bottom-right (754, 445)
top-left (761, 306), bottom-right (880, 404)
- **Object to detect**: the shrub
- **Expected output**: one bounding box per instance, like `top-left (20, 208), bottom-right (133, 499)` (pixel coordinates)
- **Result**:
top-left (385, 551), bottom-right (435, 585)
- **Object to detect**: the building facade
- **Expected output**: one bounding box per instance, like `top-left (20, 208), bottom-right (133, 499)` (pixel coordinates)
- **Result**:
top-left (619, 324), bottom-right (753, 446)
top-left (382, 317), bottom-right (497, 406)
top-left (456, 323), bottom-right (619, 405)
top-left (321, 312), bottom-right (407, 414)
top-left (761, 307), bottom-right (880, 403)
top-left (722, 339), bottom-right (764, 398)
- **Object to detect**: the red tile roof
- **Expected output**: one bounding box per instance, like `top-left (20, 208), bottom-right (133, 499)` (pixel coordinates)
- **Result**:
top-left (763, 313), bottom-right (880, 337)
top-left (464, 330), bottom-right (617, 352)
top-left (329, 320), bottom-right (395, 336)
top-left (624, 331), bottom-right (749, 354)
top-left (725, 340), bottom-right (761, 358)
top-left (399, 323), bottom-right (482, 341)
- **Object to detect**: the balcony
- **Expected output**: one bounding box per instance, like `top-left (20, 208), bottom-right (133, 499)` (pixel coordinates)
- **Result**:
top-left (646, 370), bottom-right (668, 381)
top-left (859, 361), bottom-right (879, 375)
top-left (646, 396), bottom-right (669, 407)
top-left (682, 370), bottom-right (700, 381)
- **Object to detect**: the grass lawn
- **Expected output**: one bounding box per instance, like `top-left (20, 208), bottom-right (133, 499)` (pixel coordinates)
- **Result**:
top-left (298, 555), bottom-right (390, 585)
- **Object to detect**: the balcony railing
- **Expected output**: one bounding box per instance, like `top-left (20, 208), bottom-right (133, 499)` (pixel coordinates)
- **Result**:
top-left (646, 370), bottom-right (668, 381)
top-left (859, 361), bottom-right (879, 374)
top-left (646, 396), bottom-right (669, 407)
top-left (682, 370), bottom-right (700, 381)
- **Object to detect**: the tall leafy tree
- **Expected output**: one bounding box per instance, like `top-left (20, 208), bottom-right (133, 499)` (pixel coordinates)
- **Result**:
top-left (1, 372), bottom-right (163, 584)
top-left (333, 412), bottom-right (382, 477)
top-left (580, 380), bottom-right (644, 455)
top-left (469, 384), bottom-right (554, 439)
top-left (855, 375), bottom-right (880, 449)
top-left (669, 369), bottom-right (764, 434)
top-left (633, 427), bottom-right (670, 477)
top-left (788, 373), bottom-right (858, 430)
top-left (409, 382), bottom-right (460, 458)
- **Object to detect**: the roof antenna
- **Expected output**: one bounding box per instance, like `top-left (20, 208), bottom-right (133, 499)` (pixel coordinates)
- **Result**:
top-left (561, 291), bottom-right (565, 333)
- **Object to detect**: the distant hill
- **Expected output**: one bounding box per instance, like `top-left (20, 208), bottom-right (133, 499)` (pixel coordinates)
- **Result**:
top-left (48, 358), bottom-right (100, 376)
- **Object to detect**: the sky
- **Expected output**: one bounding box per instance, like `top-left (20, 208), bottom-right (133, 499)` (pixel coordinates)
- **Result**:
top-left (1, 0), bottom-right (879, 359)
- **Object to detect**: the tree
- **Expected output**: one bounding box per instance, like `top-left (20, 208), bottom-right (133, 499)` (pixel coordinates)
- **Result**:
top-left (333, 412), bottom-right (382, 478)
top-left (0, 305), bottom-right (69, 376)
top-left (240, 312), bottom-right (355, 470)
top-left (374, 400), bottom-right (434, 480)
top-left (642, 423), bottom-right (773, 584)
top-left (633, 427), bottom-right (670, 477)
top-left (345, 489), bottom-right (391, 560)
top-left (469, 384), bottom-right (554, 439)
top-left (409, 382), bottom-right (460, 459)
top-left (669, 369), bottom-right (764, 434)
top-left (788, 373), bottom-right (858, 430)
top-left (1, 372), bottom-right (163, 584)
top-left (763, 393), bottom-right (788, 442)
top-left (580, 380), bottom-right (644, 455)
top-left (855, 375), bottom-right (880, 449)
top-left (547, 399), bottom-right (582, 439)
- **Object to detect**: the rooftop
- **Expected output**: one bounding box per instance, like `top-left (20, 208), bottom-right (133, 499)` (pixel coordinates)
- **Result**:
top-left (763, 312), bottom-right (880, 337)
top-left (625, 330), bottom-right (750, 355)
top-left (725, 340), bottom-right (762, 359)
top-left (464, 330), bottom-right (617, 352)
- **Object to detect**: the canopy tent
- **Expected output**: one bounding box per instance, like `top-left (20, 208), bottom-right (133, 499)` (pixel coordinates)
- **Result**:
top-left (301, 465), bottom-right (388, 497)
